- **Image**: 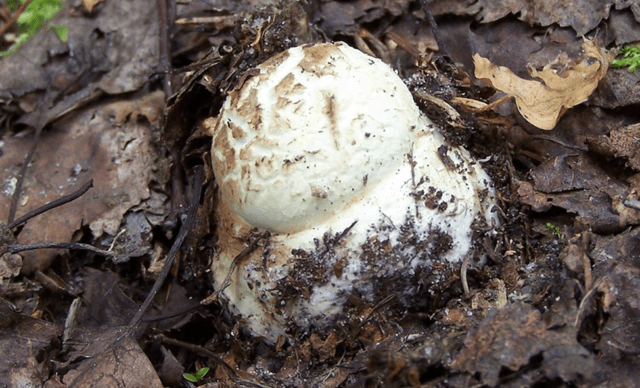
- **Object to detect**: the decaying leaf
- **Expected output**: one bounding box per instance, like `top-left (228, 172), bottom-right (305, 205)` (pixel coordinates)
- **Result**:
top-left (587, 123), bottom-right (640, 171)
top-left (0, 92), bottom-right (169, 274)
top-left (0, 299), bottom-right (62, 386)
top-left (594, 263), bottom-right (640, 358)
top-left (474, 38), bottom-right (614, 130)
top-left (516, 153), bottom-right (640, 233)
top-left (451, 302), bottom-right (595, 387)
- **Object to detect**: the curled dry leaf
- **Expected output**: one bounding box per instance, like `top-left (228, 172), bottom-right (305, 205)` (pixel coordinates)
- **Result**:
top-left (474, 38), bottom-right (614, 130)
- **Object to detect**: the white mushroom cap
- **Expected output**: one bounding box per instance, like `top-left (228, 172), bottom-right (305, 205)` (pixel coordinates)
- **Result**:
top-left (209, 43), bottom-right (498, 342)
top-left (211, 43), bottom-right (421, 234)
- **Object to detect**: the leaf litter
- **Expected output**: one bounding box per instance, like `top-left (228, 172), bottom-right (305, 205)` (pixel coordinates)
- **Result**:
top-left (1, 0), bottom-right (640, 387)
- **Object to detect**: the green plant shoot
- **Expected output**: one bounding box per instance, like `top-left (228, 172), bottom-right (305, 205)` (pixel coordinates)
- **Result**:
top-left (612, 46), bottom-right (640, 73)
top-left (546, 222), bottom-right (562, 238)
top-left (1, 0), bottom-right (68, 57)
top-left (183, 367), bottom-right (210, 383)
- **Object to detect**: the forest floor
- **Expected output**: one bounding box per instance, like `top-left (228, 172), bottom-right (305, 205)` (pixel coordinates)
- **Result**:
top-left (1, 0), bottom-right (640, 387)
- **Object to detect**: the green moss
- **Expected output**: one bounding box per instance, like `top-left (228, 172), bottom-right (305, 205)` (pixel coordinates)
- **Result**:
top-left (612, 46), bottom-right (640, 73)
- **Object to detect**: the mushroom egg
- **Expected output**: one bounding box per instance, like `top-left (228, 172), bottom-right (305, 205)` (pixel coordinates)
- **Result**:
top-left (207, 42), bottom-right (498, 342)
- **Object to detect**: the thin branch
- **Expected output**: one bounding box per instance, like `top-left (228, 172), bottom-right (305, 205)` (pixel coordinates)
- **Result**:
top-left (420, 0), bottom-right (448, 58)
top-left (126, 165), bottom-right (204, 333)
top-left (156, 334), bottom-right (239, 379)
top-left (8, 134), bottom-right (40, 224)
top-left (68, 166), bottom-right (206, 388)
top-left (420, 0), bottom-right (458, 74)
top-left (202, 232), bottom-right (267, 305)
top-left (157, 0), bottom-right (174, 98)
top-left (0, 0), bottom-right (35, 37)
top-left (461, 251), bottom-right (471, 295)
top-left (7, 179), bottom-right (94, 229)
top-left (623, 198), bottom-right (640, 210)
top-left (7, 241), bottom-right (115, 259)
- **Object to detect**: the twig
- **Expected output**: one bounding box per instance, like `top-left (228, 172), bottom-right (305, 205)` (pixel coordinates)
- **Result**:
top-left (623, 198), bottom-right (640, 210)
top-left (62, 297), bottom-right (81, 353)
top-left (202, 232), bottom-right (267, 305)
top-left (126, 165), bottom-right (204, 332)
top-left (420, 0), bottom-right (448, 58)
top-left (7, 241), bottom-right (115, 259)
top-left (141, 304), bottom-right (200, 322)
top-left (348, 294), bottom-right (396, 340)
top-left (461, 251), bottom-right (471, 294)
top-left (68, 166), bottom-right (206, 388)
top-left (156, 334), bottom-right (239, 379)
top-left (8, 133), bottom-right (40, 224)
top-left (0, 0), bottom-right (34, 37)
top-left (386, 30), bottom-right (420, 59)
top-left (165, 148), bottom-right (187, 230)
top-left (528, 134), bottom-right (588, 151)
top-left (318, 220), bottom-right (357, 261)
top-left (3, 179), bottom-right (115, 260)
top-left (362, 294), bottom-right (395, 324)
top-left (420, 0), bottom-right (458, 74)
top-left (7, 179), bottom-right (93, 229)
top-left (157, 0), bottom-right (174, 99)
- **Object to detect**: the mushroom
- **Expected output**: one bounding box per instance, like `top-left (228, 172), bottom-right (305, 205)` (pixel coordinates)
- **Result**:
top-left (207, 42), bottom-right (498, 343)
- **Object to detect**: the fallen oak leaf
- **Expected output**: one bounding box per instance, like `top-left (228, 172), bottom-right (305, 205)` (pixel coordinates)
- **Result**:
top-left (473, 38), bottom-right (613, 130)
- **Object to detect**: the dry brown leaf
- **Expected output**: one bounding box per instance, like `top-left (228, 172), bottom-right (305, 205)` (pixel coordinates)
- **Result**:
top-left (0, 92), bottom-right (168, 274)
top-left (474, 38), bottom-right (613, 130)
top-left (82, 0), bottom-right (103, 12)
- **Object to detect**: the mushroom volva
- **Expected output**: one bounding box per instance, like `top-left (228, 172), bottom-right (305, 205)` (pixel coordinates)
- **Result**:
top-left (206, 42), bottom-right (498, 343)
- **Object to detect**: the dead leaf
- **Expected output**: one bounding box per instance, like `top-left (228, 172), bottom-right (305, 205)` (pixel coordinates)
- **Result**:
top-left (587, 123), bottom-right (640, 171)
top-left (309, 332), bottom-right (338, 363)
top-left (63, 331), bottom-right (163, 388)
top-left (474, 38), bottom-right (613, 129)
top-left (82, 0), bottom-right (103, 13)
top-left (584, 228), bottom-right (640, 360)
top-left (433, 0), bottom-right (639, 38)
top-left (0, 299), bottom-right (62, 386)
top-left (54, 268), bottom-right (163, 387)
top-left (451, 302), bottom-right (595, 387)
top-left (158, 346), bottom-right (185, 387)
top-left (517, 153), bottom-right (640, 233)
top-left (0, 0), bottom-right (158, 98)
top-left (0, 93), bottom-right (169, 274)
top-left (0, 253), bottom-right (21, 284)
top-left (463, 0), bottom-right (624, 36)
top-left (319, 0), bottom-right (410, 37)
top-left (594, 263), bottom-right (640, 358)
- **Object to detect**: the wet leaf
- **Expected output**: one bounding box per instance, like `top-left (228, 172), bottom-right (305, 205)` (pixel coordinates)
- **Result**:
top-left (517, 153), bottom-right (640, 233)
top-left (319, 0), bottom-right (410, 37)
